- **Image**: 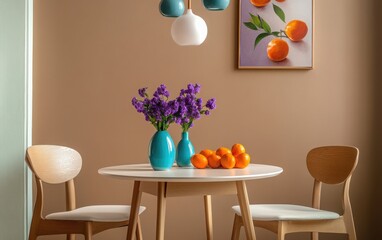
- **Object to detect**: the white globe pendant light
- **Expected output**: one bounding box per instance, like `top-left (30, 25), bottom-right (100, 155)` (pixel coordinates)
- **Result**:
top-left (171, 0), bottom-right (208, 46)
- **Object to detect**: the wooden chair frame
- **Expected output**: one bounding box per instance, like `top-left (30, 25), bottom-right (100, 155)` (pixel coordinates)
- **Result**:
top-left (26, 145), bottom-right (143, 240)
top-left (231, 146), bottom-right (359, 240)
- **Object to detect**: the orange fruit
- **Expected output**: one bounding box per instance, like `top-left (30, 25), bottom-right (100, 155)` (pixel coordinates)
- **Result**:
top-left (235, 153), bottom-right (251, 168)
top-left (267, 38), bottom-right (289, 62)
top-left (200, 149), bottom-right (214, 158)
top-left (216, 147), bottom-right (232, 157)
top-left (221, 153), bottom-right (236, 169)
top-left (285, 20), bottom-right (308, 42)
top-left (250, 0), bottom-right (270, 7)
top-left (231, 143), bottom-right (246, 157)
top-left (191, 154), bottom-right (208, 169)
top-left (207, 153), bottom-right (221, 168)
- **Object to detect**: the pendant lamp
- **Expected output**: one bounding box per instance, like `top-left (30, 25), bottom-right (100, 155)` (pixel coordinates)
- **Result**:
top-left (202, 0), bottom-right (230, 11)
top-left (159, 0), bottom-right (185, 17)
top-left (171, 0), bottom-right (208, 46)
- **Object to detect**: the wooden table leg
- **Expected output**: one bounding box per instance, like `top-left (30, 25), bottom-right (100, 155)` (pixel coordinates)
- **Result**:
top-left (156, 182), bottom-right (167, 240)
top-left (126, 181), bottom-right (142, 240)
top-left (236, 181), bottom-right (256, 240)
top-left (204, 195), bottom-right (213, 240)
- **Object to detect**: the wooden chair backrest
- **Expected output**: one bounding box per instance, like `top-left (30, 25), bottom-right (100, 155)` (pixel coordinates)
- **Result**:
top-left (26, 145), bottom-right (82, 184)
top-left (307, 146), bottom-right (358, 185)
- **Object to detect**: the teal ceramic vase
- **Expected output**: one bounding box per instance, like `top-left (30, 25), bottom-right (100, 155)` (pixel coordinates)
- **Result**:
top-left (176, 132), bottom-right (195, 167)
top-left (202, 0), bottom-right (230, 10)
top-left (148, 130), bottom-right (176, 171)
top-left (159, 0), bottom-right (185, 17)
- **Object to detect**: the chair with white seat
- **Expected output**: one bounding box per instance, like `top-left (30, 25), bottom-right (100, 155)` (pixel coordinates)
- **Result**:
top-left (26, 145), bottom-right (145, 240)
top-left (231, 146), bottom-right (359, 240)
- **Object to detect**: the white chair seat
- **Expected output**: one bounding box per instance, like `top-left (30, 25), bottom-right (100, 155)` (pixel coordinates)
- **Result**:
top-left (232, 204), bottom-right (340, 221)
top-left (46, 205), bottom-right (145, 222)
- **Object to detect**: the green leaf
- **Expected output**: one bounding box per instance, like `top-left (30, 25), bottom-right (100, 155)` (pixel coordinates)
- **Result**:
top-left (244, 22), bottom-right (258, 30)
top-left (249, 13), bottom-right (262, 29)
top-left (259, 15), bottom-right (272, 33)
top-left (272, 31), bottom-right (280, 37)
top-left (273, 4), bottom-right (286, 23)
top-left (254, 32), bottom-right (271, 49)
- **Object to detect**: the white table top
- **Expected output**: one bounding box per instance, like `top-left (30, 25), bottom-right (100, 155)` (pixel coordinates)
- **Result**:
top-left (98, 163), bottom-right (283, 182)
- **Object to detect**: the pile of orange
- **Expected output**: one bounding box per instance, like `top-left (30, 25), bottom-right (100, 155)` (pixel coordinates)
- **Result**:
top-left (191, 144), bottom-right (251, 169)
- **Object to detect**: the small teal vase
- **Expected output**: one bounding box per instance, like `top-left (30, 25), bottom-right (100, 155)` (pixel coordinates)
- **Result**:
top-left (176, 132), bottom-right (195, 167)
top-left (148, 130), bottom-right (176, 171)
top-left (159, 0), bottom-right (185, 17)
top-left (202, 0), bottom-right (230, 10)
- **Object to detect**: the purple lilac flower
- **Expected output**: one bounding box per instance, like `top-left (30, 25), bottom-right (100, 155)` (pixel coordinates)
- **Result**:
top-left (194, 84), bottom-right (201, 94)
top-left (187, 84), bottom-right (194, 94)
top-left (206, 98), bottom-right (216, 110)
top-left (138, 87), bottom-right (147, 98)
top-left (196, 98), bottom-right (202, 108)
top-left (132, 84), bottom-right (177, 131)
top-left (173, 84), bottom-right (216, 132)
top-left (154, 84), bottom-right (170, 98)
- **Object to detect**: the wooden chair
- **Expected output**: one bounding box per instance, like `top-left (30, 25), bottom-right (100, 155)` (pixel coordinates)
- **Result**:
top-left (26, 145), bottom-right (145, 240)
top-left (231, 146), bottom-right (359, 240)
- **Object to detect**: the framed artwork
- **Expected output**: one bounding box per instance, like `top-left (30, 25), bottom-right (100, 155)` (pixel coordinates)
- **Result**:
top-left (238, 0), bottom-right (313, 69)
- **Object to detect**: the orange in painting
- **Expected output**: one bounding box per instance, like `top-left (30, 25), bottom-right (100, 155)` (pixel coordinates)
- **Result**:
top-left (267, 38), bottom-right (289, 62)
top-left (285, 20), bottom-right (308, 42)
top-left (250, 0), bottom-right (270, 8)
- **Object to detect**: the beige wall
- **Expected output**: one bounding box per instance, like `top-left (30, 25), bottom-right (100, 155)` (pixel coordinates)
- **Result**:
top-left (33, 0), bottom-right (377, 239)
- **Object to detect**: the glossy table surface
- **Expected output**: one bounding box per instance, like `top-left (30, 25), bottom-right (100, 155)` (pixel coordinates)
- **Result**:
top-left (98, 163), bottom-right (283, 182)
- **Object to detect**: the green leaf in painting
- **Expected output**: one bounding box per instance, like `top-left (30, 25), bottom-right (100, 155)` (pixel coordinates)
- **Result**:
top-left (244, 22), bottom-right (258, 30)
top-left (271, 31), bottom-right (280, 37)
top-left (250, 13), bottom-right (262, 29)
top-left (273, 4), bottom-right (286, 23)
top-left (254, 32), bottom-right (271, 49)
top-left (259, 16), bottom-right (272, 33)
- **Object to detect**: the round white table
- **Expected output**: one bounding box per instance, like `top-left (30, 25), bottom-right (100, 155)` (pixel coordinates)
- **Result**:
top-left (99, 163), bottom-right (283, 240)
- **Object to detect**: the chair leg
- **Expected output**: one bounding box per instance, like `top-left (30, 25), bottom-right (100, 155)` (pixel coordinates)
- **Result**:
top-left (231, 214), bottom-right (242, 240)
top-left (343, 212), bottom-right (357, 240)
top-left (136, 217), bottom-right (143, 240)
top-left (67, 234), bottom-right (76, 240)
top-left (28, 216), bottom-right (39, 240)
top-left (348, 230), bottom-right (357, 240)
top-left (84, 222), bottom-right (92, 240)
top-left (311, 232), bottom-right (318, 240)
top-left (28, 231), bottom-right (38, 240)
top-left (28, 228), bottom-right (38, 240)
top-left (277, 233), bottom-right (285, 240)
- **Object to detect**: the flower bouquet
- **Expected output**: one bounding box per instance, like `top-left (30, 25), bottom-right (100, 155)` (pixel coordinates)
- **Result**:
top-left (132, 83), bottom-right (216, 169)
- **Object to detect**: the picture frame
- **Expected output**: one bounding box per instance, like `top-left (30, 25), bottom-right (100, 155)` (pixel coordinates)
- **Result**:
top-left (238, 0), bottom-right (313, 69)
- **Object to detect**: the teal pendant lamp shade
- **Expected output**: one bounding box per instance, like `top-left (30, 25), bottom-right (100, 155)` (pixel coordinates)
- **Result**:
top-left (202, 0), bottom-right (230, 10)
top-left (160, 0), bottom-right (185, 17)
